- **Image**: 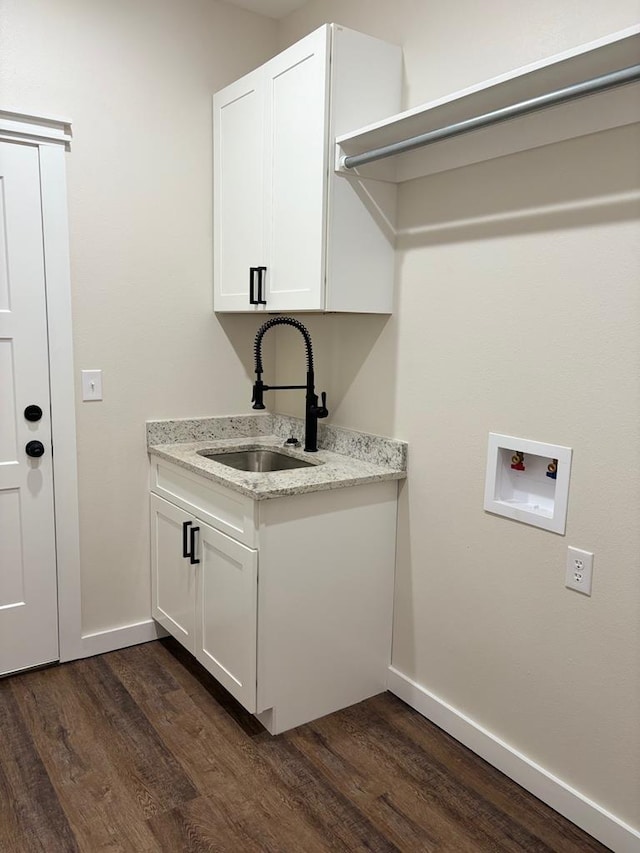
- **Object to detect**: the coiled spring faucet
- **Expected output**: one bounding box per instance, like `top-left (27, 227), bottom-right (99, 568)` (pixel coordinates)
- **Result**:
top-left (251, 317), bottom-right (328, 452)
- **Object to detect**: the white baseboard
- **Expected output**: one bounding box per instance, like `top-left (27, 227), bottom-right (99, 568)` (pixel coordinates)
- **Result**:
top-left (387, 666), bottom-right (640, 853)
top-left (81, 619), bottom-right (168, 659)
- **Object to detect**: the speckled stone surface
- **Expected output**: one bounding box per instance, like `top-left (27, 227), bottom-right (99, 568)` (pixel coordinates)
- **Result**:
top-left (147, 415), bottom-right (407, 501)
top-left (271, 415), bottom-right (407, 470)
top-left (146, 414), bottom-right (273, 446)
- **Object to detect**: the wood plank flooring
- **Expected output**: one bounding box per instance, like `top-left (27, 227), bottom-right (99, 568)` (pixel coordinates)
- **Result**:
top-left (0, 638), bottom-right (609, 852)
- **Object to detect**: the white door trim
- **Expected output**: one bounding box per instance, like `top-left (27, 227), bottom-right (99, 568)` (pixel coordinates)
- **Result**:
top-left (0, 110), bottom-right (72, 148)
top-left (0, 109), bottom-right (82, 662)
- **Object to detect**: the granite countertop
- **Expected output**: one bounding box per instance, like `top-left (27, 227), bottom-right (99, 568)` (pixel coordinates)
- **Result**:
top-left (147, 414), bottom-right (407, 500)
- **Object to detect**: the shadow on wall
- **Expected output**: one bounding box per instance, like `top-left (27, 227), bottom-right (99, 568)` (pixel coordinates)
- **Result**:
top-left (391, 478), bottom-right (416, 673)
top-left (396, 124), bottom-right (640, 250)
top-left (217, 312), bottom-right (400, 434)
top-left (216, 313), bottom-right (277, 394)
top-left (270, 312), bottom-right (398, 438)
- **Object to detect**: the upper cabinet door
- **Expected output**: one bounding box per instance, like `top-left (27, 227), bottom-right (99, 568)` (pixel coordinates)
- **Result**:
top-left (213, 68), bottom-right (266, 312)
top-left (212, 24), bottom-right (402, 314)
top-left (262, 27), bottom-right (329, 313)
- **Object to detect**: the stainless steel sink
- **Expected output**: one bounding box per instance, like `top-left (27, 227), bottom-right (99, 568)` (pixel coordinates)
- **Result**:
top-left (198, 448), bottom-right (316, 472)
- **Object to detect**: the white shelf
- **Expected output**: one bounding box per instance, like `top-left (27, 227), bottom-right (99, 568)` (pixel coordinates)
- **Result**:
top-left (335, 25), bottom-right (640, 183)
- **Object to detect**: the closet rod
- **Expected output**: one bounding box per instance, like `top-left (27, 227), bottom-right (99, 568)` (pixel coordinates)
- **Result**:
top-left (340, 64), bottom-right (640, 171)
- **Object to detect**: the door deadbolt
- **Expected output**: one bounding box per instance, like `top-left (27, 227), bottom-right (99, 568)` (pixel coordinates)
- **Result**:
top-left (24, 405), bottom-right (43, 422)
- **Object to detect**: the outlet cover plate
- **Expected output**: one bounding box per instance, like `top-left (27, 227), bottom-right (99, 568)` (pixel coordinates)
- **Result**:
top-left (566, 546), bottom-right (593, 595)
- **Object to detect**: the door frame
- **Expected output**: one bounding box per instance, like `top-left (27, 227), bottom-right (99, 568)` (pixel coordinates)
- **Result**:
top-left (0, 109), bottom-right (82, 661)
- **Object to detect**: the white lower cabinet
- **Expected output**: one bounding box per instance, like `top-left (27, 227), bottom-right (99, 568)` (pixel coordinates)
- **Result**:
top-left (151, 493), bottom-right (258, 711)
top-left (195, 519), bottom-right (258, 712)
top-left (151, 495), bottom-right (197, 654)
top-left (150, 457), bottom-right (397, 734)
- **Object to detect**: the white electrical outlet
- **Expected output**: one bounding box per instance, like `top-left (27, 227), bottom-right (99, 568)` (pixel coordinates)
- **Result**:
top-left (565, 547), bottom-right (594, 595)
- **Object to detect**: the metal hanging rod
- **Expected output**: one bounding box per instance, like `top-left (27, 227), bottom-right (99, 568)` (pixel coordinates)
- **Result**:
top-left (340, 64), bottom-right (640, 171)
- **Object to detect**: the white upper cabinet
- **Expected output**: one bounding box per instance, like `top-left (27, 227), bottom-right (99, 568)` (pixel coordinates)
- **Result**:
top-left (213, 24), bottom-right (402, 313)
top-left (262, 28), bottom-right (328, 312)
top-left (213, 69), bottom-right (264, 312)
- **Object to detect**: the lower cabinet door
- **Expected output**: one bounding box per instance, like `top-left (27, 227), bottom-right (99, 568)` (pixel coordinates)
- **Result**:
top-left (195, 520), bottom-right (258, 712)
top-left (150, 494), bottom-right (196, 653)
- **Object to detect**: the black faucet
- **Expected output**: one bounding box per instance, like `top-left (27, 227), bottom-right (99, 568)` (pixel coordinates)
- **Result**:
top-left (251, 317), bottom-right (328, 452)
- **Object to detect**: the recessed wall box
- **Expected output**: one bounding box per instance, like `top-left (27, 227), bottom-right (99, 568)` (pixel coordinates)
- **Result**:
top-left (484, 433), bottom-right (572, 534)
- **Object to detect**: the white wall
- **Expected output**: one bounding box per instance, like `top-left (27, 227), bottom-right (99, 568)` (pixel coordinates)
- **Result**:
top-left (276, 0), bottom-right (640, 833)
top-left (1, 0), bottom-right (278, 634)
top-left (3, 0), bottom-right (639, 837)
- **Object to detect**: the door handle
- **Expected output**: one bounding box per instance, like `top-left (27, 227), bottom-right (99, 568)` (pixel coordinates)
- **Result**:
top-left (256, 266), bottom-right (267, 305)
top-left (249, 267), bottom-right (259, 305)
top-left (25, 440), bottom-right (45, 458)
top-left (189, 525), bottom-right (200, 565)
top-left (182, 520), bottom-right (200, 564)
top-left (182, 520), bottom-right (192, 559)
top-left (249, 266), bottom-right (267, 306)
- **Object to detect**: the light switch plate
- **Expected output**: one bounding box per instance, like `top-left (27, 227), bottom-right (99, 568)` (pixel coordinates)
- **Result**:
top-left (81, 369), bottom-right (103, 401)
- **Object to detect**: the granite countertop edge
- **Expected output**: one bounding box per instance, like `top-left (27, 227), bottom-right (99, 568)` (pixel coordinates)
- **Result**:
top-left (147, 417), bottom-right (407, 501)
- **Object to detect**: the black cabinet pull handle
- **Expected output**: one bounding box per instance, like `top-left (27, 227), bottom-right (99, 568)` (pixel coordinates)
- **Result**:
top-left (249, 267), bottom-right (258, 305)
top-left (189, 525), bottom-right (200, 565)
top-left (249, 267), bottom-right (255, 304)
top-left (257, 266), bottom-right (267, 305)
top-left (249, 266), bottom-right (267, 306)
top-left (182, 520), bottom-right (200, 563)
top-left (182, 520), bottom-right (191, 558)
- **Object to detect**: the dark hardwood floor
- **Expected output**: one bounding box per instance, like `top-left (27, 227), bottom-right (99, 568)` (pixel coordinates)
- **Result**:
top-left (0, 638), bottom-right (609, 852)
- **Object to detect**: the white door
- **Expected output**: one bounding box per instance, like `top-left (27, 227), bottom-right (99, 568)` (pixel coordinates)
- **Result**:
top-left (263, 26), bottom-right (329, 312)
top-left (150, 494), bottom-right (196, 653)
top-left (0, 141), bottom-right (59, 676)
top-left (213, 68), bottom-right (266, 312)
top-left (195, 519), bottom-right (258, 712)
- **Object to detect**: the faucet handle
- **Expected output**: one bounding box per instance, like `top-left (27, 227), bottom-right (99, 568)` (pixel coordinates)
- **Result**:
top-left (251, 380), bottom-right (266, 410)
top-left (315, 391), bottom-right (328, 419)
